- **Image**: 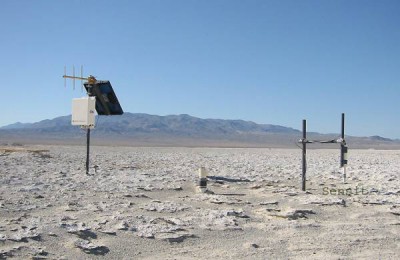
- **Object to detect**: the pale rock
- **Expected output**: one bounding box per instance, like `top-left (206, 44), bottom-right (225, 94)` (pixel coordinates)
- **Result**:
top-left (74, 239), bottom-right (109, 255)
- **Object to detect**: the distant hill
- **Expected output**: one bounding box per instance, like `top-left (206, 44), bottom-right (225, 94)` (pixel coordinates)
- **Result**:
top-left (1, 122), bottom-right (33, 129)
top-left (0, 113), bottom-right (399, 148)
top-left (369, 135), bottom-right (394, 142)
top-left (0, 113), bottom-right (299, 136)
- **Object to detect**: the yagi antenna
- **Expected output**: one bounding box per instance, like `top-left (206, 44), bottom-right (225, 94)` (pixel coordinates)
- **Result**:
top-left (63, 66), bottom-right (97, 91)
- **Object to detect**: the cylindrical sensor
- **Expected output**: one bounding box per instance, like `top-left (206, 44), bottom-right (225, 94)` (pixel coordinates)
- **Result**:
top-left (342, 146), bottom-right (348, 165)
top-left (198, 167), bottom-right (208, 189)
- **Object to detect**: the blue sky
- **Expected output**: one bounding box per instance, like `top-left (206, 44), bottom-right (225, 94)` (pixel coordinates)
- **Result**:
top-left (1, 0), bottom-right (399, 138)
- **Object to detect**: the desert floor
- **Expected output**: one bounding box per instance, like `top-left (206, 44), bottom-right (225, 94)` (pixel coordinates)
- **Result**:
top-left (0, 145), bottom-right (399, 259)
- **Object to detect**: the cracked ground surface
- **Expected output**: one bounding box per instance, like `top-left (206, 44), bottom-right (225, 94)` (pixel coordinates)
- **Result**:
top-left (0, 146), bottom-right (399, 259)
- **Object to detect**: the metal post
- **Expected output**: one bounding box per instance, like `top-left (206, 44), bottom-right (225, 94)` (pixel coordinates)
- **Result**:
top-left (340, 113), bottom-right (348, 183)
top-left (302, 119), bottom-right (307, 191)
top-left (340, 113), bottom-right (345, 167)
top-left (86, 85), bottom-right (93, 176)
top-left (86, 128), bottom-right (90, 175)
top-left (342, 145), bottom-right (348, 183)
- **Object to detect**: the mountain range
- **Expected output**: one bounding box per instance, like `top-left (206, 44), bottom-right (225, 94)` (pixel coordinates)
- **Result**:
top-left (0, 113), bottom-right (399, 148)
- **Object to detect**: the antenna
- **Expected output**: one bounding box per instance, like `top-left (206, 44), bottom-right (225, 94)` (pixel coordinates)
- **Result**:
top-left (63, 66), bottom-right (97, 91)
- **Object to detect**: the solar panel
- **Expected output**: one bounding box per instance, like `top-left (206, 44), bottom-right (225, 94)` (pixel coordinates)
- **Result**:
top-left (84, 80), bottom-right (124, 115)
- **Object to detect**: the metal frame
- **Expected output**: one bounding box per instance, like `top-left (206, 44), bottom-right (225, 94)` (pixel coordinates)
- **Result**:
top-left (298, 113), bottom-right (348, 191)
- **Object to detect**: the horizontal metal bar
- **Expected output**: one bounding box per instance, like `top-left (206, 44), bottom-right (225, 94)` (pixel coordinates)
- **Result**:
top-left (298, 139), bottom-right (313, 144)
top-left (63, 75), bottom-right (89, 81)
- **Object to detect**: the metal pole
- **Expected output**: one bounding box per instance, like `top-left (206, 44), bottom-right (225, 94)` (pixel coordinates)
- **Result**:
top-left (302, 119), bottom-right (307, 191)
top-left (341, 113), bottom-right (345, 139)
top-left (86, 84), bottom-right (93, 176)
top-left (340, 113), bottom-right (347, 183)
top-left (342, 145), bottom-right (348, 183)
top-left (86, 128), bottom-right (90, 175)
top-left (340, 113), bottom-right (345, 167)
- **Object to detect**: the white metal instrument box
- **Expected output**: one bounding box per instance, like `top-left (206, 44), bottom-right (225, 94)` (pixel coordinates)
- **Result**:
top-left (71, 97), bottom-right (96, 127)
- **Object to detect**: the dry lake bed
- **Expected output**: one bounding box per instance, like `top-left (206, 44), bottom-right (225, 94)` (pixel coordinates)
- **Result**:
top-left (0, 145), bottom-right (399, 259)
